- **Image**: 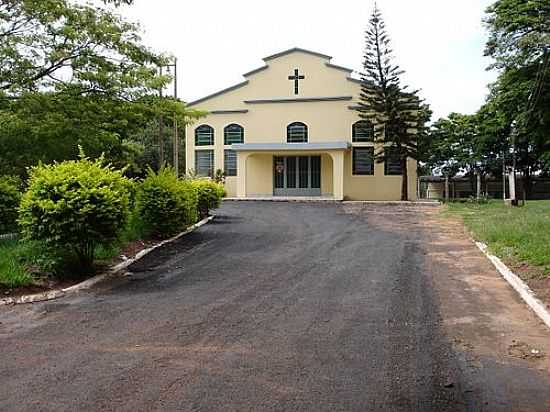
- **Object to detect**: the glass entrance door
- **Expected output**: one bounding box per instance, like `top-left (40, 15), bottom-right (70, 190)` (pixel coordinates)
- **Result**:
top-left (274, 156), bottom-right (321, 196)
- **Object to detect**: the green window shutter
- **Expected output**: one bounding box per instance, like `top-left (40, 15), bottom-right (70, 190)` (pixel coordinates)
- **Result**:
top-left (352, 121), bottom-right (374, 142)
top-left (384, 148), bottom-right (402, 175)
top-left (195, 150), bottom-right (214, 176)
top-left (287, 122), bottom-right (308, 143)
top-left (195, 125), bottom-right (214, 146)
top-left (224, 149), bottom-right (237, 176)
top-left (352, 147), bottom-right (374, 175)
top-left (224, 124), bottom-right (244, 145)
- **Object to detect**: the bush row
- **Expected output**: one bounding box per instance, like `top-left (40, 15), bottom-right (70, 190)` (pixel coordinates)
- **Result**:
top-left (3, 157), bottom-right (225, 272)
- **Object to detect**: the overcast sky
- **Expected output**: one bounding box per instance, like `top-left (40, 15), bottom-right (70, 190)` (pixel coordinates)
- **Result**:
top-left (121, 0), bottom-right (498, 121)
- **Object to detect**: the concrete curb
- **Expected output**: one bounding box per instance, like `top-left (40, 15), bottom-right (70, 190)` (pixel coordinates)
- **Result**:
top-left (476, 241), bottom-right (550, 330)
top-left (224, 198), bottom-right (441, 206)
top-left (0, 215), bottom-right (215, 306)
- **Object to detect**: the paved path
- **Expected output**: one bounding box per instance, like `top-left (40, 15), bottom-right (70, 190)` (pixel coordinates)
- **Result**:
top-left (1, 202), bottom-right (550, 411)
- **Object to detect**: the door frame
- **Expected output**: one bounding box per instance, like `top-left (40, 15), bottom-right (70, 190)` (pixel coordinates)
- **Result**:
top-left (273, 155), bottom-right (321, 196)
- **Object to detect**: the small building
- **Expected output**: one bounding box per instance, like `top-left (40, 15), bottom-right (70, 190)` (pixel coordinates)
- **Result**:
top-left (185, 48), bottom-right (417, 200)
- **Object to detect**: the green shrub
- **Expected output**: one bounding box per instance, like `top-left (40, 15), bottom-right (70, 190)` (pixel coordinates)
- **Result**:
top-left (136, 167), bottom-right (198, 238)
top-left (18, 154), bottom-right (131, 270)
top-left (191, 179), bottom-right (226, 217)
top-left (0, 176), bottom-right (21, 233)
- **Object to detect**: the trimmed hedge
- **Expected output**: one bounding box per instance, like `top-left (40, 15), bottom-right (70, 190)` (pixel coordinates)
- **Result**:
top-left (0, 176), bottom-right (21, 233)
top-left (136, 167), bottom-right (198, 238)
top-left (191, 179), bottom-right (226, 217)
top-left (18, 155), bottom-right (131, 269)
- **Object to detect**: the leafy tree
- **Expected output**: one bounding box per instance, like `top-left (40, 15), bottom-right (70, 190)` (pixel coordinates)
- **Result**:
top-left (485, 0), bottom-right (549, 69)
top-left (484, 0), bottom-right (549, 191)
top-left (0, 1), bottom-right (205, 179)
top-left (0, 89), bottom-right (203, 179)
top-left (0, 0), bottom-right (166, 96)
top-left (358, 5), bottom-right (421, 200)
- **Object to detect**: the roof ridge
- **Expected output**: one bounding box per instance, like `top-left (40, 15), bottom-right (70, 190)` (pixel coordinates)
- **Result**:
top-left (263, 47), bottom-right (332, 61)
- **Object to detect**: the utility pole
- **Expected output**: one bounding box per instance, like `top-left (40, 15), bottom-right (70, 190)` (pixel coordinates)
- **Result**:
top-left (158, 58), bottom-right (179, 175)
top-left (172, 58), bottom-right (179, 177)
top-left (158, 66), bottom-right (164, 169)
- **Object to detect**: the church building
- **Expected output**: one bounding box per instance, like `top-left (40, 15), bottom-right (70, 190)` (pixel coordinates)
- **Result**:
top-left (185, 48), bottom-right (417, 200)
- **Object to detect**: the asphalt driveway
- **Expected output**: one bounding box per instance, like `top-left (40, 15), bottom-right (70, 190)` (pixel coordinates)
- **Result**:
top-left (1, 202), bottom-right (550, 411)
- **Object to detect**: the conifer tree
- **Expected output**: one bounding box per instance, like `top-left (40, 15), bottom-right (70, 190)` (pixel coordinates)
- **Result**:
top-left (358, 5), bottom-right (421, 200)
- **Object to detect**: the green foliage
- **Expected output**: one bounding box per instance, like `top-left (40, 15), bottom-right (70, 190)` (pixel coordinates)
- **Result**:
top-left (484, 0), bottom-right (549, 69)
top-left (466, 194), bottom-right (490, 204)
top-left (0, 1), bottom-right (205, 180)
top-left (421, 1), bottom-right (549, 186)
top-left (0, 175), bottom-right (21, 233)
top-left (0, 90), bottom-right (205, 179)
top-left (136, 167), bottom-right (198, 238)
top-left (213, 169), bottom-right (226, 184)
top-left (191, 179), bottom-right (226, 217)
top-left (358, 5), bottom-right (422, 200)
top-left (18, 153), bottom-right (131, 270)
top-left (483, 0), bottom-right (549, 180)
top-left (0, 0), bottom-right (166, 96)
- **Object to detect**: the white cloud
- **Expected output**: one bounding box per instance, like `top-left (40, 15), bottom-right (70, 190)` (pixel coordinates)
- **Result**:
top-left (122, 0), bottom-right (498, 120)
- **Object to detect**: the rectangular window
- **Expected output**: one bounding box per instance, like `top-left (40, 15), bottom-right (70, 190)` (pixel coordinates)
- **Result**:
top-left (385, 148), bottom-right (402, 175)
top-left (352, 147), bottom-right (374, 175)
top-left (224, 129), bottom-right (244, 145)
top-left (224, 149), bottom-right (237, 176)
top-left (195, 127), bottom-right (214, 146)
top-left (195, 150), bottom-right (214, 177)
top-left (352, 121), bottom-right (374, 142)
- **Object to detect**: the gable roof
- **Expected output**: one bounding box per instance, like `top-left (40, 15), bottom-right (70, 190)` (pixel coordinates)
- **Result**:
top-left (263, 47), bottom-right (332, 61)
top-left (244, 47), bottom-right (354, 77)
top-left (187, 47), bottom-right (359, 107)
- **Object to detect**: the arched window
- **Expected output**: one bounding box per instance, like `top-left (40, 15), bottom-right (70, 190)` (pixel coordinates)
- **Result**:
top-left (224, 124), bottom-right (244, 145)
top-left (287, 122), bottom-right (308, 143)
top-left (195, 125), bottom-right (214, 146)
top-left (352, 120), bottom-right (374, 142)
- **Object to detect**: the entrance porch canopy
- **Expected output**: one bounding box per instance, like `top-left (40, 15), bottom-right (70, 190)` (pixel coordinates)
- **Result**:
top-left (231, 141), bottom-right (350, 200)
top-left (231, 141), bottom-right (350, 152)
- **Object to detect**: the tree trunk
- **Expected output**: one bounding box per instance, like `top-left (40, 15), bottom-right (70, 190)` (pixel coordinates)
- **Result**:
top-left (401, 158), bottom-right (408, 201)
top-left (476, 171), bottom-right (481, 199)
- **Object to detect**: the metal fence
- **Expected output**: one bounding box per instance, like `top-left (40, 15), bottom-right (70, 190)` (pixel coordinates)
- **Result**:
top-left (419, 177), bottom-right (550, 201)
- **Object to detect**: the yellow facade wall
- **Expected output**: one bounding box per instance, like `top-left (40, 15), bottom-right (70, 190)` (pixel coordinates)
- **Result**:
top-left (246, 154), bottom-right (273, 197)
top-left (321, 154), bottom-right (333, 196)
top-left (185, 49), bottom-right (418, 201)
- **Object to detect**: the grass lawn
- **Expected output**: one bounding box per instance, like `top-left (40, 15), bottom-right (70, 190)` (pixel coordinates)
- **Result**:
top-left (446, 200), bottom-right (550, 277)
top-left (0, 238), bottom-right (36, 288)
top-left (0, 214), bottom-right (146, 291)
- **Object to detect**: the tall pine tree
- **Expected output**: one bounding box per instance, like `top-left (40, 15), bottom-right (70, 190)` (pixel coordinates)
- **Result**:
top-left (358, 5), bottom-right (421, 200)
